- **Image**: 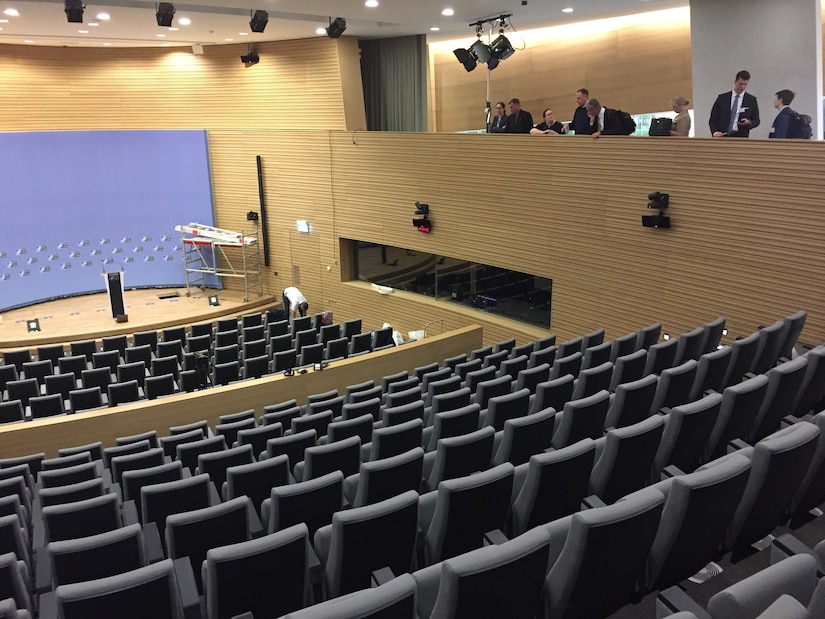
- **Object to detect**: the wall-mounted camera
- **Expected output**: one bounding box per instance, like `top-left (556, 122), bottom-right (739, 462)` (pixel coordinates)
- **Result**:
top-left (413, 201), bottom-right (432, 233)
top-left (647, 192), bottom-right (669, 209)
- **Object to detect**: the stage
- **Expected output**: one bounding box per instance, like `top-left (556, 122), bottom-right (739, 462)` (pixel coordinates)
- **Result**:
top-left (0, 288), bottom-right (278, 351)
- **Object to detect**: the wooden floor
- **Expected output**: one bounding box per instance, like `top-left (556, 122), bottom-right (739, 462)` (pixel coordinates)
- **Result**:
top-left (0, 287), bottom-right (278, 351)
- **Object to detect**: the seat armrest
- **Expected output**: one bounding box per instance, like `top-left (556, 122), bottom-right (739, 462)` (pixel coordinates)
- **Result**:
top-left (122, 498), bottom-right (140, 526)
top-left (308, 545), bottom-right (322, 585)
top-left (657, 585), bottom-right (711, 619)
top-left (770, 533), bottom-right (816, 566)
top-left (728, 438), bottom-right (751, 452)
top-left (208, 481), bottom-right (221, 505)
top-left (659, 407), bottom-right (673, 416)
top-left (483, 529), bottom-right (509, 546)
top-left (33, 516), bottom-right (45, 549)
top-left (34, 545), bottom-right (52, 594)
top-left (782, 415), bottom-right (801, 428)
top-left (743, 372), bottom-right (757, 381)
top-left (661, 465), bottom-right (686, 480)
top-left (582, 495), bottom-right (607, 509)
top-left (246, 498), bottom-right (264, 538)
top-left (37, 590), bottom-right (58, 619)
top-left (143, 522), bottom-right (164, 563)
top-left (371, 567), bottom-right (395, 587)
top-left (173, 556), bottom-right (201, 619)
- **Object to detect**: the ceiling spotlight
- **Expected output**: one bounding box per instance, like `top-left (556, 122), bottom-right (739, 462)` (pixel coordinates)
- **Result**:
top-left (156, 2), bottom-right (175, 27)
top-left (249, 9), bottom-right (268, 33)
top-left (64, 0), bottom-right (84, 23)
top-left (487, 34), bottom-right (515, 70)
top-left (326, 16), bottom-right (346, 38)
top-left (365, 0), bottom-right (379, 6)
top-left (469, 39), bottom-right (492, 63)
top-left (240, 51), bottom-right (259, 65)
top-left (315, 27), bottom-right (326, 35)
top-left (96, 12), bottom-right (109, 20)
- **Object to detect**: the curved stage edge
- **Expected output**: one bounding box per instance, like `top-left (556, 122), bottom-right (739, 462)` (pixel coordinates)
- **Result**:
top-left (0, 325), bottom-right (483, 459)
top-left (0, 288), bottom-right (278, 351)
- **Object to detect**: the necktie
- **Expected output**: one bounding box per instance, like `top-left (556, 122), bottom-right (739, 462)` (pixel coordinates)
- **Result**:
top-left (729, 94), bottom-right (740, 133)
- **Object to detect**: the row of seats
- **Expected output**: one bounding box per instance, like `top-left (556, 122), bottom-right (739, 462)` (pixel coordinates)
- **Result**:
top-left (7, 406), bottom-right (825, 618)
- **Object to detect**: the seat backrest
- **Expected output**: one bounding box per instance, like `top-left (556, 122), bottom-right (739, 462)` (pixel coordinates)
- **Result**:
top-left (646, 453), bottom-right (751, 591)
top-left (793, 345), bottom-right (825, 416)
top-left (166, 496), bottom-right (250, 592)
top-left (205, 523), bottom-right (311, 619)
top-left (531, 374), bottom-right (575, 415)
top-left (778, 310), bottom-right (807, 361)
top-left (604, 373), bottom-right (658, 430)
top-left (674, 326), bottom-right (707, 366)
top-left (282, 573), bottom-right (415, 619)
top-left (637, 323), bottom-right (662, 351)
top-left (122, 461), bottom-right (184, 503)
top-left (43, 493), bottom-right (120, 543)
top-left (463, 365), bottom-right (497, 393)
top-left (224, 455), bottom-right (290, 511)
top-left (140, 473), bottom-right (212, 531)
top-left (610, 332), bottom-right (638, 363)
top-left (652, 392), bottom-right (723, 476)
top-left (514, 363), bottom-right (551, 394)
top-left (484, 388), bottom-right (530, 432)
top-left (306, 395), bottom-right (345, 418)
top-left (298, 435), bottom-right (361, 481)
top-left (265, 430), bottom-right (316, 469)
top-left (493, 407), bottom-right (556, 467)
top-left (369, 419), bottom-right (424, 461)
top-left (55, 558), bottom-right (183, 619)
top-left (511, 438), bottom-right (595, 536)
top-left (259, 405), bottom-right (301, 428)
top-left (550, 352), bottom-right (583, 381)
top-left (706, 374), bottom-right (770, 460)
top-left (474, 375), bottom-right (512, 411)
top-left (529, 345), bottom-right (557, 370)
top-left (214, 417), bottom-right (256, 448)
top-left (49, 522), bottom-right (145, 587)
top-left (236, 423), bottom-right (283, 457)
top-left (348, 385), bottom-right (383, 406)
top-left (721, 330), bottom-right (760, 387)
top-left (177, 435), bottom-right (227, 472)
top-left (111, 448), bottom-right (165, 487)
top-left (327, 414), bottom-right (373, 445)
top-left (341, 398), bottom-right (381, 423)
top-left (425, 463), bottom-right (514, 563)
top-left (571, 361), bottom-right (614, 401)
top-left (39, 477), bottom-right (105, 508)
top-left (543, 486), bottom-right (665, 619)
top-left (267, 470), bottom-right (343, 538)
top-left (751, 320), bottom-right (788, 375)
top-left (751, 355), bottom-right (808, 442)
top-left (291, 410), bottom-right (334, 438)
top-left (381, 400), bottom-right (425, 428)
top-left (197, 445), bottom-right (255, 491)
top-left (107, 379), bottom-right (141, 406)
top-left (427, 404), bottom-right (480, 452)
top-left (702, 316), bottom-right (726, 354)
top-left (321, 490), bottom-right (419, 597)
top-left (0, 402), bottom-right (23, 425)
top-left (649, 359), bottom-right (698, 414)
top-left (609, 348), bottom-right (648, 391)
top-left (643, 338), bottom-right (678, 376)
top-left (352, 448), bottom-right (424, 508)
top-left (690, 346), bottom-right (732, 401)
top-left (422, 526), bottom-right (550, 619)
top-left (39, 461), bottom-right (98, 489)
top-left (426, 426), bottom-right (495, 491)
top-left (553, 390), bottom-right (610, 449)
top-left (589, 414), bottom-right (666, 504)
top-left (557, 337), bottom-right (583, 359)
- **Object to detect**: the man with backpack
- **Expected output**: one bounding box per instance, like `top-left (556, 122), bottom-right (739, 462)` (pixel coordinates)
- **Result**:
top-left (770, 89), bottom-right (812, 139)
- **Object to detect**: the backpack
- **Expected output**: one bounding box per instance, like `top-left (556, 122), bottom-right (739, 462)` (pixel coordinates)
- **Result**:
top-left (648, 117), bottom-right (673, 136)
top-left (615, 109), bottom-right (637, 135)
top-left (787, 109), bottom-right (812, 139)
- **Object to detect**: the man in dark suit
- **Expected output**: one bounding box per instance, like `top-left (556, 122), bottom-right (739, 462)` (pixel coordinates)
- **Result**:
top-left (584, 99), bottom-right (624, 137)
top-left (709, 70), bottom-right (760, 137)
top-left (489, 101), bottom-right (508, 133)
top-left (769, 89), bottom-right (795, 139)
top-left (568, 88), bottom-right (594, 135)
top-left (504, 98), bottom-right (533, 134)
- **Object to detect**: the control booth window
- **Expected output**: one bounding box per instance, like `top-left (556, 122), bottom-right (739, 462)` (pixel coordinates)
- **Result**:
top-left (352, 241), bottom-right (551, 328)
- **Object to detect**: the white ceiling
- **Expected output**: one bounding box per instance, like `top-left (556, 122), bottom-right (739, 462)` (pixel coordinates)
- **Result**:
top-left (0, 0), bottom-right (688, 48)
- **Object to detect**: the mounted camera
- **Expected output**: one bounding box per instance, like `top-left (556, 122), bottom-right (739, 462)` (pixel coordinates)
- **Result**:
top-left (647, 192), bottom-right (669, 209)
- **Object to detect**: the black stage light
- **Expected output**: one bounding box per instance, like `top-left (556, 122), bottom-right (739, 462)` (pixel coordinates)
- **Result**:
top-left (64, 0), bottom-right (84, 23)
top-left (156, 2), bottom-right (175, 27)
top-left (240, 52), bottom-right (260, 65)
top-left (469, 40), bottom-right (492, 63)
top-left (453, 48), bottom-right (477, 72)
top-left (250, 9), bottom-right (268, 33)
top-left (489, 34), bottom-right (515, 62)
top-left (208, 294), bottom-right (220, 306)
top-left (326, 17), bottom-right (347, 38)
top-left (647, 192), bottom-right (670, 209)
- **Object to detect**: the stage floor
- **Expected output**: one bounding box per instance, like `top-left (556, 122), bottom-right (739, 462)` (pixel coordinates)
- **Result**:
top-left (0, 287), bottom-right (278, 350)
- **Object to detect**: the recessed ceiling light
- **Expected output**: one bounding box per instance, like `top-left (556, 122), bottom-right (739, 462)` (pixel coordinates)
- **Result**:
top-left (102, 42), bottom-right (111, 46)
top-left (315, 27), bottom-right (326, 35)
top-left (168, 27), bottom-right (179, 31)
top-left (239, 32), bottom-right (248, 35)
top-left (562, 7), bottom-right (574, 12)
top-left (365, 0), bottom-right (379, 7)
top-left (178, 17), bottom-right (190, 25)
top-left (156, 33), bottom-right (166, 37)
top-left (0, 19), bottom-right (7, 23)
top-left (429, 26), bottom-right (440, 31)
top-left (23, 39), bottom-right (33, 43)
top-left (87, 22), bottom-right (98, 26)
top-left (441, 8), bottom-right (454, 16)
top-left (224, 38), bottom-right (233, 41)
top-left (161, 43), bottom-right (170, 47)
top-left (96, 12), bottom-right (109, 20)
top-left (78, 29), bottom-right (88, 33)
top-left (3, 8), bottom-right (19, 16)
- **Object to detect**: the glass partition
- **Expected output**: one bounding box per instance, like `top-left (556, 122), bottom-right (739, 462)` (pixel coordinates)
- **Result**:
top-left (352, 241), bottom-right (551, 328)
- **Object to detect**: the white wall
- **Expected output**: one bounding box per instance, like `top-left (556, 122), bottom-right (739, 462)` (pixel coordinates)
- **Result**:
top-left (690, 0), bottom-right (822, 139)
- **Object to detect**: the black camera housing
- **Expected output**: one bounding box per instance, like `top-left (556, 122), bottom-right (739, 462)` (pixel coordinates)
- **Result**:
top-left (647, 192), bottom-right (669, 209)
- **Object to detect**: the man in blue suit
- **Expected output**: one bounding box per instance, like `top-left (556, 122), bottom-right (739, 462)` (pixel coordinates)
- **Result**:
top-left (489, 101), bottom-right (508, 133)
top-left (709, 70), bottom-right (760, 137)
top-left (769, 89), bottom-right (795, 139)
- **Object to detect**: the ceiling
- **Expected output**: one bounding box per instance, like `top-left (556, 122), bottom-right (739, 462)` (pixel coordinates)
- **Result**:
top-left (0, 0), bottom-right (688, 48)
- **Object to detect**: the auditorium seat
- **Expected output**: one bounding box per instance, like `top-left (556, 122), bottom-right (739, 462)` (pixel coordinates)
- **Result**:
top-left (243, 354), bottom-right (269, 380)
top-left (262, 470), bottom-right (344, 540)
top-left (528, 345), bottom-right (557, 370)
top-left (648, 360), bottom-right (699, 414)
top-left (363, 419), bottom-right (423, 462)
top-left (551, 390), bottom-right (610, 449)
top-left (791, 345), bottom-right (825, 416)
top-left (42, 493), bottom-right (120, 543)
top-left (721, 331), bottom-right (760, 388)
top-left (750, 319), bottom-right (787, 375)
top-left (115, 361), bottom-right (147, 389)
top-left (149, 355), bottom-right (179, 380)
top-left (0, 402), bottom-right (24, 426)
top-left (571, 361), bottom-right (614, 401)
top-left (422, 404), bottom-right (479, 452)
top-left (139, 473), bottom-right (215, 534)
top-left (689, 347), bottom-right (732, 400)
top-left (778, 310), bottom-right (807, 360)
top-left (282, 573), bottom-right (415, 619)
top-left (549, 352), bottom-right (582, 381)
top-left (177, 436), bottom-right (226, 473)
top-left (155, 340), bottom-right (183, 364)
top-left (1, 351), bottom-right (30, 374)
top-left (110, 448), bottom-right (165, 488)
top-left (643, 338), bottom-right (679, 377)
top-left (608, 348), bottom-right (648, 392)
top-left (39, 461), bottom-right (98, 490)
top-left (609, 332), bottom-right (638, 363)
top-left (107, 380), bottom-right (141, 407)
top-left (0, 366), bottom-right (19, 400)
top-left (581, 342), bottom-right (612, 371)
top-left (40, 451), bottom-right (91, 473)
top-left (57, 442), bottom-right (103, 462)
top-left (214, 330), bottom-right (239, 349)
top-left (38, 478), bottom-right (105, 510)
top-left (121, 461), bottom-right (184, 504)
top-left (529, 374), bottom-right (574, 415)
top-left (705, 375), bottom-right (769, 461)
top-left (293, 435), bottom-right (361, 481)
top-left (101, 335), bottom-right (128, 360)
top-left (492, 407), bottom-right (555, 467)
top-left (341, 318), bottom-right (362, 340)
top-left (262, 430), bottom-right (316, 469)
top-left (144, 374), bottom-right (176, 400)
top-left (604, 373), bottom-right (658, 430)
top-left (124, 345), bottom-right (152, 368)
top-left (223, 456), bottom-right (291, 514)
top-left (512, 363), bottom-right (550, 396)
top-left (259, 405), bottom-right (301, 429)
top-left (702, 316), bottom-right (727, 354)
top-left (21, 360), bottom-right (52, 389)
top-left (422, 426), bottom-right (494, 492)
top-left (6, 380), bottom-right (38, 412)
top-left (652, 393), bottom-right (723, 477)
top-left (750, 355), bottom-right (808, 442)
top-left (37, 344), bottom-right (65, 368)
top-left (196, 445), bottom-right (254, 493)
top-left (637, 322), bottom-right (662, 351)
top-left (673, 326), bottom-right (707, 366)
top-left (344, 448), bottom-right (424, 508)
top-left (29, 394), bottom-right (64, 419)
top-left (103, 440), bottom-right (151, 468)
top-left (132, 330), bottom-right (159, 352)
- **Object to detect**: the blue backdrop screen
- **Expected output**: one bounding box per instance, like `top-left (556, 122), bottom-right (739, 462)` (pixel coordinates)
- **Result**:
top-left (0, 130), bottom-right (216, 311)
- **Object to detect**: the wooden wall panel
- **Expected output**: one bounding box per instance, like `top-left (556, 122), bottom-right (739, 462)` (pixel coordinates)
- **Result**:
top-left (0, 38), bottom-right (360, 132)
top-left (430, 13), bottom-right (692, 132)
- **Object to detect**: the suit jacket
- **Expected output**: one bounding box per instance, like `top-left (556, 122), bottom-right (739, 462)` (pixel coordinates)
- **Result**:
top-left (600, 108), bottom-right (625, 136)
top-left (770, 106), bottom-right (792, 139)
top-left (709, 91), bottom-right (760, 137)
top-left (489, 114), bottom-right (508, 133)
top-left (505, 109), bottom-right (534, 134)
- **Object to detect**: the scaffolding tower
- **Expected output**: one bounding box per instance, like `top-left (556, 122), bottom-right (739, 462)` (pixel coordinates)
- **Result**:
top-left (175, 222), bottom-right (263, 301)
